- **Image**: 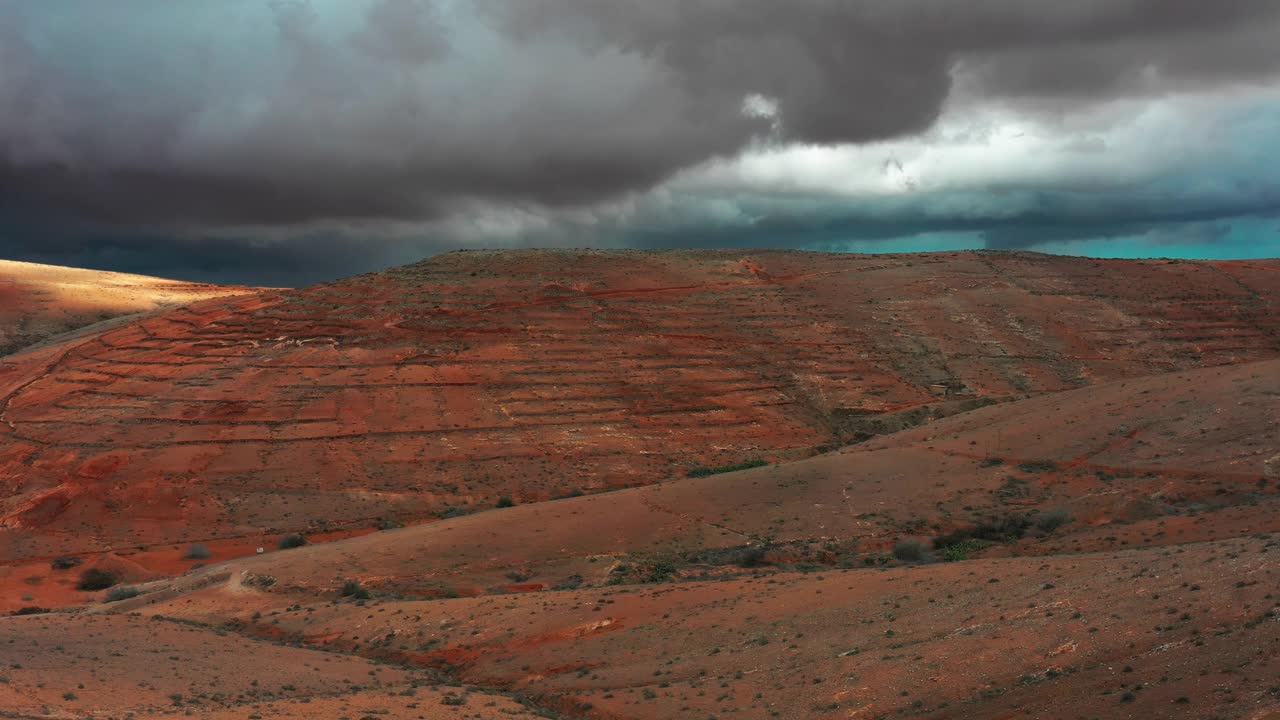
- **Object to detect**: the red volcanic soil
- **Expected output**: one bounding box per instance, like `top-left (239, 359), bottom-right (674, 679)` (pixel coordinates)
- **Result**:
top-left (1, 250), bottom-right (1278, 720)
top-left (1, 250), bottom-right (1277, 563)
top-left (0, 259), bottom-right (260, 357)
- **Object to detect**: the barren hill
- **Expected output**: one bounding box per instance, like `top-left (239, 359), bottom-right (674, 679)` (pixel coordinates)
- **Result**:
top-left (8, 357), bottom-right (1275, 720)
top-left (0, 259), bottom-right (260, 356)
top-left (1, 250), bottom-right (1277, 562)
top-left (2, 249), bottom-right (1278, 720)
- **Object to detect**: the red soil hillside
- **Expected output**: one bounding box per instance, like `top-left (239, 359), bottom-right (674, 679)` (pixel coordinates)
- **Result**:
top-left (80, 357), bottom-right (1276, 607)
top-left (0, 259), bottom-right (260, 356)
top-left (2, 613), bottom-right (541, 718)
top-left (130, 536), bottom-right (1277, 720)
top-left (28, 359), bottom-right (1273, 720)
top-left (1, 250), bottom-right (1278, 563)
top-left (3, 251), bottom-right (1277, 720)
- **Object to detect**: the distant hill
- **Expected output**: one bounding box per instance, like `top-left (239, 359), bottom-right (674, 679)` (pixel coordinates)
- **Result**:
top-left (0, 259), bottom-right (260, 357)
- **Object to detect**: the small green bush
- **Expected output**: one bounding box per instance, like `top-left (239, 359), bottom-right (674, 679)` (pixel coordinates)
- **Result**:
top-left (687, 458), bottom-right (767, 478)
top-left (104, 585), bottom-right (143, 603)
top-left (551, 574), bottom-right (585, 590)
top-left (1017, 460), bottom-right (1058, 473)
top-left (12, 606), bottom-right (49, 616)
top-left (1036, 509), bottom-right (1072, 533)
top-left (688, 544), bottom-right (773, 568)
top-left (182, 543), bottom-right (211, 560)
top-left (892, 540), bottom-right (925, 562)
top-left (495, 496), bottom-right (515, 508)
top-left (644, 558), bottom-right (678, 583)
top-left (50, 556), bottom-right (81, 570)
top-left (933, 515), bottom-right (1031, 550)
top-left (339, 579), bottom-right (371, 600)
top-left (76, 568), bottom-right (119, 591)
top-left (939, 538), bottom-right (992, 562)
top-left (277, 534), bottom-right (307, 550)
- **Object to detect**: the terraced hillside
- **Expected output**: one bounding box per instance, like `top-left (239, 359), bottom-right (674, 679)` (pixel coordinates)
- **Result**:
top-left (0, 259), bottom-right (258, 357)
top-left (10, 357), bottom-right (1276, 720)
top-left (1, 250), bottom-right (1278, 562)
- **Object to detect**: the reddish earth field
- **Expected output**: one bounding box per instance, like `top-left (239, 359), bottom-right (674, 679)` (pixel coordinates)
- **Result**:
top-left (0, 259), bottom-right (259, 357)
top-left (1, 250), bottom-right (1277, 719)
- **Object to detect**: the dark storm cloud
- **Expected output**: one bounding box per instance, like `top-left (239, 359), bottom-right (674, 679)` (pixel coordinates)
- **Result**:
top-left (0, 217), bottom-right (437, 287)
top-left (3, 0), bottom-right (1280, 232)
top-left (501, 1), bottom-right (1280, 139)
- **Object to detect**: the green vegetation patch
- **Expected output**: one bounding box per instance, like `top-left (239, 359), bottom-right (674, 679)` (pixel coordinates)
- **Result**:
top-left (687, 458), bottom-right (767, 478)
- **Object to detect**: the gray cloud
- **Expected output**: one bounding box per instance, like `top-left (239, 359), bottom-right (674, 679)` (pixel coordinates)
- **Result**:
top-left (2, 1), bottom-right (1280, 283)
top-left (4, 1), bottom-right (1280, 227)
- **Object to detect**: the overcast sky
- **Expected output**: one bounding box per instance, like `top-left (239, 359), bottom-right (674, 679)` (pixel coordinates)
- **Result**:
top-left (2, 0), bottom-right (1279, 285)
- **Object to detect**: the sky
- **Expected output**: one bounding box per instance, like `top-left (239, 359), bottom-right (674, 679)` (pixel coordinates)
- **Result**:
top-left (2, 0), bottom-right (1279, 286)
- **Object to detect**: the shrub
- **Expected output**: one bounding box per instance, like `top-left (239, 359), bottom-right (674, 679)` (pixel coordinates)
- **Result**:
top-left (1036, 509), bottom-right (1072, 533)
top-left (933, 515), bottom-right (1031, 550)
top-left (50, 556), bottom-right (81, 570)
top-left (687, 458), bottom-right (767, 478)
top-left (76, 568), bottom-right (119, 591)
top-left (12, 606), bottom-right (49, 616)
top-left (1017, 460), bottom-right (1058, 473)
top-left (551, 574), bottom-right (585, 590)
top-left (277, 534), bottom-right (307, 550)
top-left (737, 545), bottom-right (771, 568)
top-left (643, 558), bottom-right (678, 583)
top-left (939, 538), bottom-right (991, 562)
top-left (339, 579), bottom-right (371, 600)
top-left (892, 540), bottom-right (925, 562)
top-left (104, 585), bottom-right (143, 603)
top-left (182, 543), bottom-right (211, 560)
top-left (435, 506), bottom-right (469, 519)
top-left (995, 477), bottom-right (1031, 500)
top-left (688, 544), bottom-right (774, 568)
top-left (495, 496), bottom-right (515, 508)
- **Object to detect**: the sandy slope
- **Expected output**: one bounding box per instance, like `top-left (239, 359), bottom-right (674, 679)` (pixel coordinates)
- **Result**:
top-left (0, 258), bottom-right (259, 357)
